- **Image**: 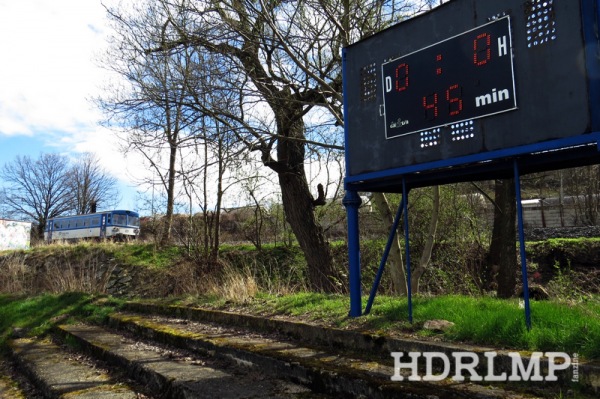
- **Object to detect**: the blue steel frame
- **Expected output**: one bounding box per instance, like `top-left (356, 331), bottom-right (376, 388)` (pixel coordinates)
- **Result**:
top-left (342, 0), bottom-right (600, 326)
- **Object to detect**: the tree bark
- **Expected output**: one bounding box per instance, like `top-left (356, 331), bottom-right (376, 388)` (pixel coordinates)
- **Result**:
top-left (411, 186), bottom-right (440, 294)
top-left (160, 141), bottom-right (177, 246)
top-left (266, 102), bottom-right (338, 293)
top-left (488, 179), bottom-right (517, 298)
top-left (279, 170), bottom-right (337, 292)
top-left (370, 192), bottom-right (407, 295)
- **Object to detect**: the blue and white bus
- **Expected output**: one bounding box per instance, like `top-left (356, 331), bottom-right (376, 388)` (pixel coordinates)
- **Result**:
top-left (45, 210), bottom-right (140, 241)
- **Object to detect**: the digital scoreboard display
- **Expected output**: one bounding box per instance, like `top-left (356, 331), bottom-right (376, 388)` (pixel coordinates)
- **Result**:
top-left (343, 0), bottom-right (598, 184)
top-left (382, 17), bottom-right (517, 139)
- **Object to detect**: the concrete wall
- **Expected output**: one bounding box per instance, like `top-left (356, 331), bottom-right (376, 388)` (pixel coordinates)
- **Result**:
top-left (0, 219), bottom-right (32, 250)
top-left (521, 196), bottom-right (596, 228)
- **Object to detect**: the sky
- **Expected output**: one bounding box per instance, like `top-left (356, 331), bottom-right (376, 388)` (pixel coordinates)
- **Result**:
top-left (0, 0), bottom-right (140, 212)
top-left (0, 0), bottom-right (343, 219)
top-left (0, 0), bottom-right (370, 220)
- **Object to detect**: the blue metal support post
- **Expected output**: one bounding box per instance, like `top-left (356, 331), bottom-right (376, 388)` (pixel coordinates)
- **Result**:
top-left (513, 160), bottom-right (532, 330)
top-left (364, 198), bottom-right (405, 315)
top-left (343, 190), bottom-right (363, 317)
top-left (402, 178), bottom-right (413, 323)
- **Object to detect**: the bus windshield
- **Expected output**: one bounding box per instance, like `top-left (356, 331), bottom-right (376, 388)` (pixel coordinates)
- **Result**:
top-left (128, 215), bottom-right (140, 227)
top-left (112, 212), bottom-right (140, 227)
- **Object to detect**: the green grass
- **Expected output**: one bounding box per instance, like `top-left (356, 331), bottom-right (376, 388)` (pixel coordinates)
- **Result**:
top-left (0, 293), bottom-right (123, 351)
top-left (207, 293), bottom-right (600, 360)
top-left (106, 243), bottom-right (185, 269)
top-left (1, 292), bottom-right (599, 361)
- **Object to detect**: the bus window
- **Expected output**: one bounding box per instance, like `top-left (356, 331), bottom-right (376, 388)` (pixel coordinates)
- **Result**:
top-left (91, 217), bottom-right (100, 226)
top-left (113, 214), bottom-right (127, 226)
top-left (128, 216), bottom-right (140, 227)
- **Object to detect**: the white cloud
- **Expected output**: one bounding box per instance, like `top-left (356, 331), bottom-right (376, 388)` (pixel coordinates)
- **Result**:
top-left (0, 0), bottom-right (144, 209)
top-left (0, 0), bottom-right (115, 137)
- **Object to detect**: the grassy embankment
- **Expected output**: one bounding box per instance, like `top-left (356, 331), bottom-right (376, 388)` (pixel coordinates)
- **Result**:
top-left (0, 292), bottom-right (599, 360)
top-left (0, 238), bottom-right (598, 359)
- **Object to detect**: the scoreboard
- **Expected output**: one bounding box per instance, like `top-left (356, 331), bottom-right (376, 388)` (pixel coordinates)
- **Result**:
top-left (382, 17), bottom-right (517, 139)
top-left (344, 0), bottom-right (600, 185)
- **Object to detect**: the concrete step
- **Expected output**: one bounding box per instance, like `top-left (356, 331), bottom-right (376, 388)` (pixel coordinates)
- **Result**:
top-left (57, 323), bottom-right (325, 399)
top-left (7, 300), bottom-right (596, 398)
top-left (122, 301), bottom-right (600, 396)
top-left (0, 360), bottom-right (28, 399)
top-left (8, 336), bottom-right (140, 398)
top-left (105, 311), bottom-right (541, 399)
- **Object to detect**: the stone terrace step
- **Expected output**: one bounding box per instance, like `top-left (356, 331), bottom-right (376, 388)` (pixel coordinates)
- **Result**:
top-left (122, 302), bottom-right (600, 395)
top-left (105, 311), bottom-right (539, 399)
top-left (57, 323), bottom-right (323, 399)
top-left (0, 369), bottom-right (26, 399)
top-left (8, 337), bottom-right (139, 398)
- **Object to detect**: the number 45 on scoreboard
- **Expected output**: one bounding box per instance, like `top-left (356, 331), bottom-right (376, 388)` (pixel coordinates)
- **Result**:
top-left (382, 16), bottom-right (517, 139)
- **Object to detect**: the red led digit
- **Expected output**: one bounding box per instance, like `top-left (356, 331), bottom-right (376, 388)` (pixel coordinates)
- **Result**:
top-left (473, 33), bottom-right (491, 66)
top-left (423, 93), bottom-right (438, 120)
top-left (446, 84), bottom-right (463, 116)
top-left (395, 63), bottom-right (409, 92)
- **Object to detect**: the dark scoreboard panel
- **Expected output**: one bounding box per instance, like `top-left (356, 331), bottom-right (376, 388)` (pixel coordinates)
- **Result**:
top-left (344, 0), bottom-right (597, 179)
top-left (382, 17), bottom-right (517, 139)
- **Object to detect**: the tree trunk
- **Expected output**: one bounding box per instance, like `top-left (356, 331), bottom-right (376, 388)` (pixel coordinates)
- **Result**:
top-left (370, 192), bottom-right (407, 295)
top-left (211, 129), bottom-right (224, 263)
top-left (278, 171), bottom-right (337, 292)
top-left (267, 102), bottom-right (338, 293)
top-left (411, 186), bottom-right (440, 294)
top-left (160, 142), bottom-right (177, 246)
top-left (488, 179), bottom-right (517, 298)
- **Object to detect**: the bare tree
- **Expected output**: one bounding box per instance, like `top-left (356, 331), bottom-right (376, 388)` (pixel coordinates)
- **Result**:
top-left (99, 2), bottom-right (201, 245)
top-left (100, 0), bottom-right (441, 291)
top-left (1, 154), bottom-right (73, 239)
top-left (102, 0), bottom-right (345, 291)
top-left (155, 0), bottom-right (436, 292)
top-left (568, 165), bottom-right (600, 225)
top-left (179, 119), bottom-right (244, 262)
top-left (69, 153), bottom-right (120, 214)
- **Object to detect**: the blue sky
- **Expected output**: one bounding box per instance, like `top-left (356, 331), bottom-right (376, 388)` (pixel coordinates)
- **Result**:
top-left (0, 0), bottom-right (140, 213)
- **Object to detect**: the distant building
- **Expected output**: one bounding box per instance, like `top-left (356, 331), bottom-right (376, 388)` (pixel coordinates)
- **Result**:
top-left (0, 219), bottom-right (32, 250)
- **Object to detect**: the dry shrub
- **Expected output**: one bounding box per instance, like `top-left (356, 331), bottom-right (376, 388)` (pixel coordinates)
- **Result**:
top-left (204, 263), bottom-right (258, 303)
top-left (163, 260), bottom-right (204, 297)
top-left (0, 244), bottom-right (119, 295)
top-left (157, 258), bottom-right (259, 302)
top-left (41, 256), bottom-right (115, 294)
top-left (0, 252), bottom-right (29, 293)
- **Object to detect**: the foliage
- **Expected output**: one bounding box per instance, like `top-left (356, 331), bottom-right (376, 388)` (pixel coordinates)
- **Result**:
top-left (361, 184), bottom-right (490, 294)
top-left (526, 238), bottom-right (600, 297)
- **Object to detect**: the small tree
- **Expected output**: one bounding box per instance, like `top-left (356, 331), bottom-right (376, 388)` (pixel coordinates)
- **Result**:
top-left (69, 153), bottom-right (120, 214)
top-left (568, 165), bottom-right (600, 225)
top-left (1, 153), bottom-right (73, 239)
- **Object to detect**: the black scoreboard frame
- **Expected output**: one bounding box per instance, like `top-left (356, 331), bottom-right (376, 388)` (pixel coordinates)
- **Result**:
top-left (343, 0), bottom-right (600, 192)
top-left (342, 0), bottom-right (600, 322)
